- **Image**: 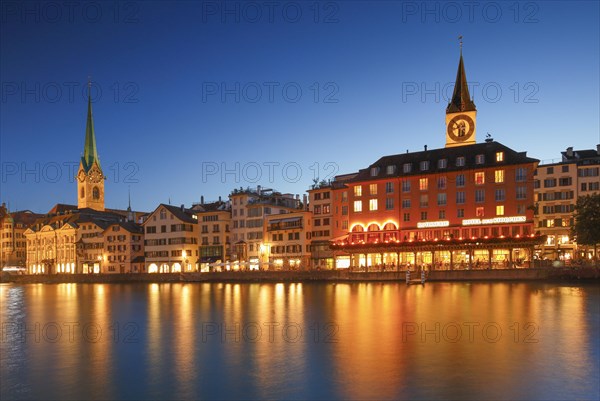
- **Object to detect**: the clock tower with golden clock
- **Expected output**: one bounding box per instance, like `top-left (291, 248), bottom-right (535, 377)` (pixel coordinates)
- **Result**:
top-left (77, 89), bottom-right (105, 211)
top-left (445, 40), bottom-right (477, 148)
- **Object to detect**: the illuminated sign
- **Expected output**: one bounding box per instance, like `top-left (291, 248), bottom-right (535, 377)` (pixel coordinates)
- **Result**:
top-left (462, 216), bottom-right (526, 226)
top-left (417, 220), bottom-right (450, 228)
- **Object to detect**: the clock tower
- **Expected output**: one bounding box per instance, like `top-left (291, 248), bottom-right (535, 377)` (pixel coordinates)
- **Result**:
top-left (77, 89), bottom-right (105, 211)
top-left (445, 43), bottom-right (477, 148)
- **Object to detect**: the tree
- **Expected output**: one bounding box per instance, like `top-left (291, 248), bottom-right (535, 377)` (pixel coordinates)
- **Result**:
top-left (572, 193), bottom-right (600, 264)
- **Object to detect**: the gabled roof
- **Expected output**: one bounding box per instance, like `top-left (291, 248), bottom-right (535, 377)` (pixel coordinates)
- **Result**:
top-left (143, 204), bottom-right (197, 225)
top-left (192, 200), bottom-right (230, 213)
top-left (104, 221), bottom-right (143, 234)
top-left (349, 141), bottom-right (538, 182)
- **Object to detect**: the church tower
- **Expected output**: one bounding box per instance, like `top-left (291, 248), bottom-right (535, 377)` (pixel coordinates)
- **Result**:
top-left (445, 40), bottom-right (477, 148)
top-left (77, 86), bottom-right (105, 211)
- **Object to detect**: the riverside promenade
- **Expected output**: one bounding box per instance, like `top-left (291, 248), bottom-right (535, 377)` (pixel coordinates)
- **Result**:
top-left (2, 267), bottom-right (599, 284)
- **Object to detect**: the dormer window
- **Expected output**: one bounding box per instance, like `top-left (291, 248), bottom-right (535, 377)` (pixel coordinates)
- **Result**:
top-left (403, 163), bottom-right (412, 173)
top-left (386, 165), bottom-right (396, 175)
top-left (476, 154), bottom-right (485, 164)
top-left (370, 167), bottom-right (380, 177)
top-left (456, 157), bottom-right (465, 167)
top-left (438, 159), bottom-right (447, 169)
top-left (420, 161), bottom-right (429, 171)
top-left (495, 152), bottom-right (504, 162)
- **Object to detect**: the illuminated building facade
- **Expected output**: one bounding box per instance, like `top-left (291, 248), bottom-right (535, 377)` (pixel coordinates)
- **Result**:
top-left (0, 204), bottom-right (40, 268)
top-left (143, 204), bottom-right (199, 273)
top-left (264, 210), bottom-right (312, 269)
top-left (308, 184), bottom-right (334, 269)
top-left (535, 146), bottom-right (600, 260)
top-left (192, 198), bottom-right (231, 271)
top-left (103, 221), bottom-right (144, 273)
top-left (331, 50), bottom-right (543, 269)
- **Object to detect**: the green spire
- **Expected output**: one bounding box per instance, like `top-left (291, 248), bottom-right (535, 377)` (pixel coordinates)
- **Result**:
top-left (82, 86), bottom-right (100, 172)
top-left (446, 43), bottom-right (476, 114)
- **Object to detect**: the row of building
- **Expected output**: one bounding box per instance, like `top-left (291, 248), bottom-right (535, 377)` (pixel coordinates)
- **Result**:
top-left (2, 52), bottom-right (599, 274)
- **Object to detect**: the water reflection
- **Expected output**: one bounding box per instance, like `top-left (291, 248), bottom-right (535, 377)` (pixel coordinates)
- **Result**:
top-left (1, 282), bottom-right (598, 400)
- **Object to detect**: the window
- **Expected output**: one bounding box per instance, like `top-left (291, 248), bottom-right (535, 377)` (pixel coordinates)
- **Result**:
top-left (314, 205), bottom-right (321, 215)
top-left (403, 213), bottom-right (410, 222)
top-left (494, 170), bottom-right (504, 183)
top-left (456, 191), bottom-right (465, 204)
top-left (437, 177), bottom-right (447, 189)
top-left (516, 186), bottom-right (527, 200)
top-left (475, 189), bottom-right (485, 203)
top-left (437, 193), bottom-right (447, 206)
top-left (496, 205), bottom-right (504, 216)
top-left (516, 168), bottom-right (527, 182)
top-left (456, 174), bottom-right (465, 187)
top-left (544, 178), bottom-right (557, 188)
top-left (342, 206), bottom-right (348, 215)
top-left (420, 161), bottom-right (429, 171)
top-left (457, 209), bottom-right (464, 218)
top-left (439, 210), bottom-right (446, 219)
top-left (476, 207), bottom-right (485, 217)
top-left (456, 157), bottom-right (465, 167)
top-left (354, 186), bottom-right (362, 197)
top-left (342, 220), bottom-right (348, 230)
top-left (402, 180), bottom-right (411, 192)
top-left (419, 178), bottom-right (428, 191)
top-left (386, 198), bottom-right (394, 210)
top-left (385, 182), bottom-right (394, 193)
top-left (353, 201), bottom-right (362, 212)
top-left (476, 154), bottom-right (485, 164)
top-left (369, 199), bottom-right (378, 211)
top-left (370, 167), bottom-right (380, 177)
top-left (160, 209), bottom-right (167, 220)
top-left (420, 194), bottom-right (428, 207)
top-left (496, 152), bottom-right (504, 162)
top-left (547, 167), bottom-right (554, 174)
top-left (559, 177), bottom-right (572, 186)
top-left (403, 163), bottom-right (412, 173)
top-left (386, 165), bottom-right (396, 175)
top-left (495, 189), bottom-right (505, 201)
top-left (438, 159), bottom-right (447, 169)
top-left (323, 205), bottom-right (330, 214)
top-left (475, 172), bottom-right (485, 185)
top-left (517, 204), bottom-right (526, 214)
top-left (370, 184), bottom-right (378, 195)
top-left (420, 212), bottom-right (428, 220)
top-left (342, 191), bottom-right (348, 202)
top-left (402, 199), bottom-right (411, 208)
top-left (562, 165), bottom-right (569, 173)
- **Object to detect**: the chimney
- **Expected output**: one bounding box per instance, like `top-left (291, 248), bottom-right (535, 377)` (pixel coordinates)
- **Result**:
top-left (303, 194), bottom-right (308, 210)
top-left (566, 147), bottom-right (573, 157)
top-left (257, 185), bottom-right (262, 195)
top-left (218, 196), bottom-right (222, 202)
top-left (424, 145), bottom-right (427, 151)
top-left (180, 204), bottom-right (185, 211)
top-left (201, 195), bottom-right (204, 204)
top-left (597, 144), bottom-right (600, 155)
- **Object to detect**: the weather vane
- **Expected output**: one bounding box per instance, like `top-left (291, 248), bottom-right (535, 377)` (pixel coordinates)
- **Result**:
top-left (458, 35), bottom-right (463, 50)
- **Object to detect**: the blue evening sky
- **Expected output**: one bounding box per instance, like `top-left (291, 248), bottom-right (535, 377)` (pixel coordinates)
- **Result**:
top-left (1, 1), bottom-right (599, 212)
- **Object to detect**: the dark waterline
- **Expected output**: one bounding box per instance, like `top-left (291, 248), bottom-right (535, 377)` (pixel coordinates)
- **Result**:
top-left (1, 282), bottom-right (599, 400)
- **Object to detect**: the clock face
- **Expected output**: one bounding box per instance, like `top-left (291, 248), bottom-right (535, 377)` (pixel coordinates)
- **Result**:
top-left (88, 167), bottom-right (103, 183)
top-left (447, 114), bottom-right (475, 142)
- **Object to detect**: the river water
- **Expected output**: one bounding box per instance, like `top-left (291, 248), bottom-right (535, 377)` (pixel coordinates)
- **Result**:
top-left (1, 282), bottom-right (598, 400)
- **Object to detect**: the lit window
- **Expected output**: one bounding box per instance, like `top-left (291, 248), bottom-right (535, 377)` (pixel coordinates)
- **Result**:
top-left (476, 154), bottom-right (485, 164)
top-left (476, 207), bottom-right (485, 217)
top-left (403, 163), bottom-right (412, 173)
top-left (369, 184), bottom-right (377, 195)
top-left (353, 201), bottom-right (362, 212)
top-left (420, 161), bottom-right (429, 171)
top-left (438, 159), bottom-right (447, 169)
top-left (369, 199), bottom-right (378, 211)
top-left (354, 186), bottom-right (362, 197)
top-left (495, 170), bottom-right (504, 183)
top-left (419, 178), bottom-right (428, 191)
top-left (475, 172), bottom-right (485, 185)
top-left (496, 152), bottom-right (504, 162)
top-left (496, 205), bottom-right (504, 216)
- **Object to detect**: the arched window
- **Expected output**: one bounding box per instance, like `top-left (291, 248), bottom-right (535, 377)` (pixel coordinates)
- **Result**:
top-left (350, 225), bottom-right (365, 243)
top-left (383, 223), bottom-right (398, 242)
top-left (367, 224), bottom-right (380, 231)
top-left (367, 224), bottom-right (380, 243)
top-left (351, 225), bottom-right (365, 232)
top-left (92, 187), bottom-right (100, 200)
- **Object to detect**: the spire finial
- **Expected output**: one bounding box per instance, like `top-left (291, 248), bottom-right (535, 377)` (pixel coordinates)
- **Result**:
top-left (128, 186), bottom-right (131, 209)
top-left (458, 35), bottom-right (463, 52)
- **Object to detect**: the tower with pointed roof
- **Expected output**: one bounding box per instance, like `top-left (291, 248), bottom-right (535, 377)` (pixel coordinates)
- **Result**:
top-left (445, 38), bottom-right (477, 148)
top-left (77, 85), bottom-right (105, 211)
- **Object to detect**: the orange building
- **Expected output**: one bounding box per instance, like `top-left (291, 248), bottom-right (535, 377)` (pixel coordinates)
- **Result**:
top-left (331, 49), bottom-right (543, 270)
